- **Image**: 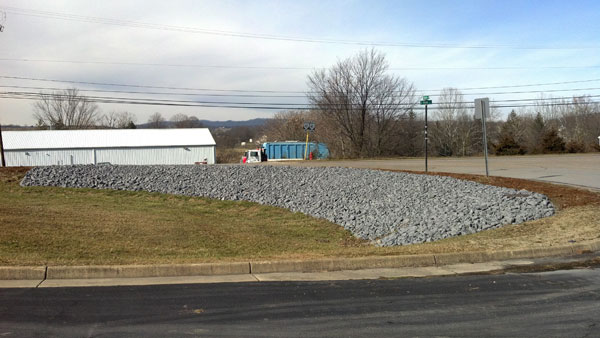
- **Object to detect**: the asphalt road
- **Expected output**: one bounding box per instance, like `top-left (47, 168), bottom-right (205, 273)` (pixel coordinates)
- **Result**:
top-left (265, 153), bottom-right (600, 190)
top-left (2, 269), bottom-right (599, 337)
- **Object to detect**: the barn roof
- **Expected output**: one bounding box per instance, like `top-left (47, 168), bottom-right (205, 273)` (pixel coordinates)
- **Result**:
top-left (2, 128), bottom-right (216, 150)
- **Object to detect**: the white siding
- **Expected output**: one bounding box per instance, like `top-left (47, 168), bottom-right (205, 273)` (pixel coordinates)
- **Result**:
top-left (4, 129), bottom-right (216, 149)
top-left (96, 146), bottom-right (215, 165)
top-left (4, 149), bottom-right (94, 166)
top-left (3, 146), bottom-right (216, 166)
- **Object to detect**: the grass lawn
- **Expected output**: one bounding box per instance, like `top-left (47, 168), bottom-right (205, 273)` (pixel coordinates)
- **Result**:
top-left (1, 167), bottom-right (599, 266)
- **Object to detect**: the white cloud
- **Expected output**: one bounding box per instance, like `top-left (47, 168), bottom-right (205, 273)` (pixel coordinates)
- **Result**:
top-left (1, 0), bottom-right (599, 125)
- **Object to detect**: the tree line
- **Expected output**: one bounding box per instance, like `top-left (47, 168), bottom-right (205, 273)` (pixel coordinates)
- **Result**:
top-left (30, 50), bottom-right (600, 157)
top-left (263, 49), bottom-right (600, 157)
top-left (32, 88), bottom-right (204, 130)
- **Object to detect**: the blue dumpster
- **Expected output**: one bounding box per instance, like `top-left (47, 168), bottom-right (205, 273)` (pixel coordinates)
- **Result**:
top-left (262, 142), bottom-right (329, 160)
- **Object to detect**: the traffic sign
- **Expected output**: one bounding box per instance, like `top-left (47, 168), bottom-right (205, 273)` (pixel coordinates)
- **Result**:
top-left (422, 95), bottom-right (429, 100)
top-left (420, 100), bottom-right (432, 105)
top-left (474, 98), bottom-right (490, 119)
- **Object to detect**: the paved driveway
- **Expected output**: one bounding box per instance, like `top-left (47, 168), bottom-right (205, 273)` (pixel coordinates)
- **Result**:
top-left (265, 153), bottom-right (600, 190)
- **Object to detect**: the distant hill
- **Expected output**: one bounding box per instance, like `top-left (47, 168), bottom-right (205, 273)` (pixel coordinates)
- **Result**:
top-left (2, 125), bottom-right (37, 131)
top-left (137, 118), bottom-right (269, 129)
top-left (4, 119), bottom-right (270, 130)
top-left (199, 118), bottom-right (269, 128)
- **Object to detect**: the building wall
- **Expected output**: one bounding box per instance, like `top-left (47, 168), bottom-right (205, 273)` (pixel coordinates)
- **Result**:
top-left (3, 146), bottom-right (216, 166)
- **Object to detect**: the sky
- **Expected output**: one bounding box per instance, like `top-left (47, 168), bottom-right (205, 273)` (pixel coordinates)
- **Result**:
top-left (0, 0), bottom-right (599, 125)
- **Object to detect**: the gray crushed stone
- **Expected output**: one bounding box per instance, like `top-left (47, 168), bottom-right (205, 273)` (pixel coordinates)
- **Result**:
top-left (21, 165), bottom-right (555, 246)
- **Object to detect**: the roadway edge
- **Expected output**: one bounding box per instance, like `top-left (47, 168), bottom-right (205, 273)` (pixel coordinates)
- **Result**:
top-left (2, 240), bottom-right (599, 280)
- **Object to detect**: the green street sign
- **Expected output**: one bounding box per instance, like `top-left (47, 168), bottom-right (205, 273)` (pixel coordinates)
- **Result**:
top-left (420, 100), bottom-right (432, 105)
top-left (422, 95), bottom-right (430, 100)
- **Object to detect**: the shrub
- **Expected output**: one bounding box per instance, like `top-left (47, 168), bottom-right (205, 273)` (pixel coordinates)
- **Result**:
top-left (566, 140), bottom-right (586, 153)
top-left (216, 147), bottom-right (243, 163)
top-left (541, 128), bottom-right (566, 153)
top-left (494, 135), bottom-right (526, 155)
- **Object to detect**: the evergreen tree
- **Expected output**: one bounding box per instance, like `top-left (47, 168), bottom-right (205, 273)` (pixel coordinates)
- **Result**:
top-left (494, 111), bottom-right (526, 155)
top-left (494, 134), bottom-right (526, 155)
top-left (527, 112), bottom-right (546, 153)
top-left (541, 127), bottom-right (566, 153)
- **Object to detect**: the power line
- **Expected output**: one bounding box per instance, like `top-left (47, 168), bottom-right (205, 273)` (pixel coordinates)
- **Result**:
top-left (2, 90), bottom-right (599, 111)
top-left (0, 85), bottom-right (307, 98)
top-left (2, 5), bottom-right (598, 50)
top-left (2, 93), bottom-right (597, 111)
top-left (431, 78), bottom-right (600, 91)
top-left (0, 75), bottom-right (302, 93)
top-left (0, 93), bottom-right (301, 110)
top-left (4, 75), bottom-right (600, 96)
top-left (2, 57), bottom-right (600, 72)
top-left (2, 85), bottom-right (600, 104)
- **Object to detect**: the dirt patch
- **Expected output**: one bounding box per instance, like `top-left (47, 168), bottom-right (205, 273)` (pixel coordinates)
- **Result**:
top-left (0, 167), bottom-right (31, 183)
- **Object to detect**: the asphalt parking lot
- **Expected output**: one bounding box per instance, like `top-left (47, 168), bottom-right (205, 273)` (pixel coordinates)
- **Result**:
top-left (266, 153), bottom-right (600, 190)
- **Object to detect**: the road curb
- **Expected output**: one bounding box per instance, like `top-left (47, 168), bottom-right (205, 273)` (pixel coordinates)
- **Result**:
top-left (250, 254), bottom-right (435, 274)
top-left (0, 266), bottom-right (46, 280)
top-left (2, 240), bottom-right (599, 280)
top-left (46, 262), bottom-right (250, 279)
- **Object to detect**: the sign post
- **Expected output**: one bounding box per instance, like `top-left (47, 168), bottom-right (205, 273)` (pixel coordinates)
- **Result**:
top-left (303, 121), bottom-right (315, 160)
top-left (419, 96), bottom-right (432, 172)
top-left (474, 98), bottom-right (490, 177)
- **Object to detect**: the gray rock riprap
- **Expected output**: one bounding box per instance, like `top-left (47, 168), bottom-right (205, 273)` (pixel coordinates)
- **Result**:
top-left (21, 165), bottom-right (555, 246)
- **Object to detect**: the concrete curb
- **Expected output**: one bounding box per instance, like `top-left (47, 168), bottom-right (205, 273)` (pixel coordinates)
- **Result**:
top-left (0, 266), bottom-right (46, 280)
top-left (250, 254), bottom-right (435, 274)
top-left (47, 262), bottom-right (250, 279)
top-left (2, 240), bottom-right (599, 280)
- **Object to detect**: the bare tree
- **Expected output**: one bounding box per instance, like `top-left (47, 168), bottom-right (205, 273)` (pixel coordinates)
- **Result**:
top-left (33, 88), bottom-right (100, 129)
top-left (102, 111), bottom-right (137, 129)
top-left (147, 112), bottom-right (166, 128)
top-left (307, 49), bottom-right (416, 157)
top-left (263, 110), bottom-right (308, 141)
top-left (563, 96), bottom-right (600, 150)
top-left (368, 71), bottom-right (416, 156)
top-left (187, 116), bottom-right (203, 128)
top-left (430, 88), bottom-right (477, 156)
top-left (533, 95), bottom-right (600, 151)
top-left (396, 109), bottom-right (423, 156)
top-left (170, 114), bottom-right (203, 128)
top-left (534, 94), bottom-right (569, 129)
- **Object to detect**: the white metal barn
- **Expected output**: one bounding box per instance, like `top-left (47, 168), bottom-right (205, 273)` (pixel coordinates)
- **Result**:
top-left (1, 128), bottom-right (217, 166)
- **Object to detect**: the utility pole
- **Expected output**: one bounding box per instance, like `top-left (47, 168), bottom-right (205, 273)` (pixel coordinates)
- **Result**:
top-left (0, 123), bottom-right (6, 167)
top-left (420, 96), bottom-right (432, 172)
top-left (0, 12), bottom-right (7, 167)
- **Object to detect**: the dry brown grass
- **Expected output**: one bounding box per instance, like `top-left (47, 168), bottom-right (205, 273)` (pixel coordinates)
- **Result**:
top-left (1, 166), bottom-right (599, 266)
top-left (215, 147), bottom-right (246, 163)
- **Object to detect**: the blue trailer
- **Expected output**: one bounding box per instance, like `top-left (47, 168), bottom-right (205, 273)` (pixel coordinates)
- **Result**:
top-left (262, 142), bottom-right (329, 160)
